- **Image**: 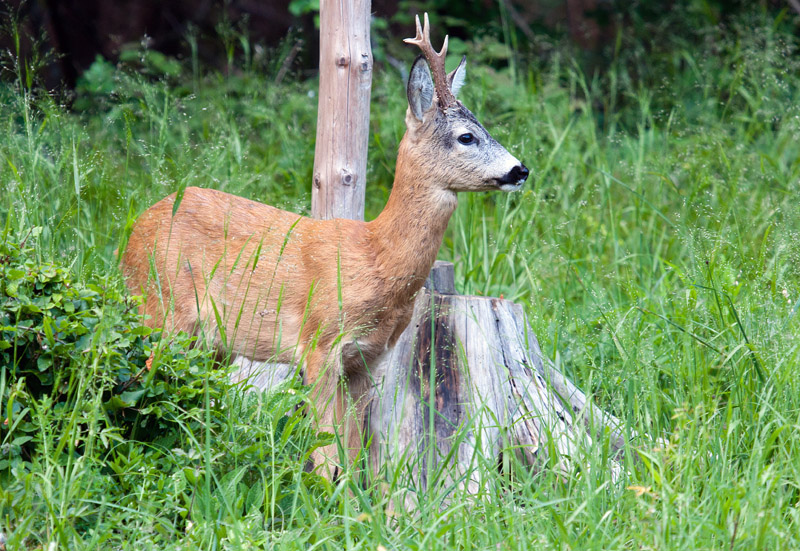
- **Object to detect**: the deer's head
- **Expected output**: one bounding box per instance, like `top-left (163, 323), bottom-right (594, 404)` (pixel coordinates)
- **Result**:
top-left (403, 14), bottom-right (529, 193)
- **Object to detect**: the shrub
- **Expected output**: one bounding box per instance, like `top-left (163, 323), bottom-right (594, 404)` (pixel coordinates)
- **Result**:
top-left (0, 227), bottom-right (231, 470)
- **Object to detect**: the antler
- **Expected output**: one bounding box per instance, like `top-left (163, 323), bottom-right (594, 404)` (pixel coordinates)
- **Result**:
top-left (404, 13), bottom-right (457, 109)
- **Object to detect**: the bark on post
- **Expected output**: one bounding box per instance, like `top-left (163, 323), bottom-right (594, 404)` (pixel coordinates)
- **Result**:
top-left (311, 0), bottom-right (373, 221)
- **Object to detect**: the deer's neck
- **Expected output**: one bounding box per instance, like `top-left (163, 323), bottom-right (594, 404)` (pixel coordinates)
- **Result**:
top-left (367, 142), bottom-right (457, 300)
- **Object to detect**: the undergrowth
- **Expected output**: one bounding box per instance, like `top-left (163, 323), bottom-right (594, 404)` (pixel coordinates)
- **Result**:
top-left (1, 8), bottom-right (799, 550)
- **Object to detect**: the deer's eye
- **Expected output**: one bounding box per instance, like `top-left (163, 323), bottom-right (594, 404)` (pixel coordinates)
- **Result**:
top-left (457, 133), bottom-right (475, 145)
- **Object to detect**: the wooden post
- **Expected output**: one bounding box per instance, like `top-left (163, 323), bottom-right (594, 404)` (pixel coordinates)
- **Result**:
top-left (311, 0), bottom-right (373, 221)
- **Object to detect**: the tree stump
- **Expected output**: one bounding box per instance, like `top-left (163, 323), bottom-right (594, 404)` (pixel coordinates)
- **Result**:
top-left (366, 261), bottom-right (624, 492)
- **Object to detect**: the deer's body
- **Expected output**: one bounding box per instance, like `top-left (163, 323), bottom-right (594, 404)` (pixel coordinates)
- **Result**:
top-left (121, 14), bottom-right (528, 477)
top-left (123, 144), bottom-right (455, 376)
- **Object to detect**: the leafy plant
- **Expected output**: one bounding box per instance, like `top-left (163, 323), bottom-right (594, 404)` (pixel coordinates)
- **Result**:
top-left (0, 227), bottom-right (230, 465)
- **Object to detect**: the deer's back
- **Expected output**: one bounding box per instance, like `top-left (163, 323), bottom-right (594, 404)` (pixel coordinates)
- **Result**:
top-left (121, 187), bottom-right (395, 360)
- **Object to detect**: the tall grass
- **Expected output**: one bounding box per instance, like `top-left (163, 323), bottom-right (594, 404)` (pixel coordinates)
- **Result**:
top-left (2, 10), bottom-right (800, 549)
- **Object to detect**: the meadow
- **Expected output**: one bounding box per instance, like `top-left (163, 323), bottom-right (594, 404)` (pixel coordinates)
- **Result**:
top-left (1, 10), bottom-right (800, 550)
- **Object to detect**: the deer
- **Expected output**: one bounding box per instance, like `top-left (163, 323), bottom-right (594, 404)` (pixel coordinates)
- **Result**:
top-left (120, 13), bottom-right (529, 479)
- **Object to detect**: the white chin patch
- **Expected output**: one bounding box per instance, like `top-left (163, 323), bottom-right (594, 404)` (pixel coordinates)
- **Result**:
top-left (499, 181), bottom-right (525, 192)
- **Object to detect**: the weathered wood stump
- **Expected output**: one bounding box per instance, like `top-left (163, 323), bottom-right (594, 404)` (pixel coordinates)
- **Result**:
top-left (367, 261), bottom-right (624, 492)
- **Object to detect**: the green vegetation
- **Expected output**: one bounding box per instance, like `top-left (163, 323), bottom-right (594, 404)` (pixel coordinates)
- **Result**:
top-left (2, 9), bottom-right (800, 550)
top-left (0, 229), bottom-right (226, 447)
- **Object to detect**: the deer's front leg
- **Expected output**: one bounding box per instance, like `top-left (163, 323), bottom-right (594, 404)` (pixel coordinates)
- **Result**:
top-left (305, 344), bottom-right (367, 480)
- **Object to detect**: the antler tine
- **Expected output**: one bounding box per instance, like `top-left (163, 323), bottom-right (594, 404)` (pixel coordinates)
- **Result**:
top-left (404, 13), bottom-right (456, 109)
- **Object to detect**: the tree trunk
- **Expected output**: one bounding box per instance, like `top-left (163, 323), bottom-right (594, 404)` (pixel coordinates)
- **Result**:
top-left (311, 0), bottom-right (373, 221)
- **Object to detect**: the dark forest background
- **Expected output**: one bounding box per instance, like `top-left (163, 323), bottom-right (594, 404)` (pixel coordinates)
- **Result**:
top-left (3, 0), bottom-right (798, 91)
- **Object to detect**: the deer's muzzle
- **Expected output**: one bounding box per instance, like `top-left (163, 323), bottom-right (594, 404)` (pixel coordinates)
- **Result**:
top-left (496, 163), bottom-right (529, 191)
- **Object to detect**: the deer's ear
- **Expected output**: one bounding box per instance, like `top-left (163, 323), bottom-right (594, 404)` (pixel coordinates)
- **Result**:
top-left (407, 56), bottom-right (435, 121)
top-left (448, 55), bottom-right (467, 98)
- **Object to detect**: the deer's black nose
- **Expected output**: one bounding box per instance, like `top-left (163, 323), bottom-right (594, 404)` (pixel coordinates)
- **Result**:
top-left (500, 164), bottom-right (529, 185)
top-left (514, 164), bottom-right (529, 183)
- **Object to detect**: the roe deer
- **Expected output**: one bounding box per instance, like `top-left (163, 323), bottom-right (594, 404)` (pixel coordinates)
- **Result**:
top-left (121, 14), bottom-right (529, 478)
